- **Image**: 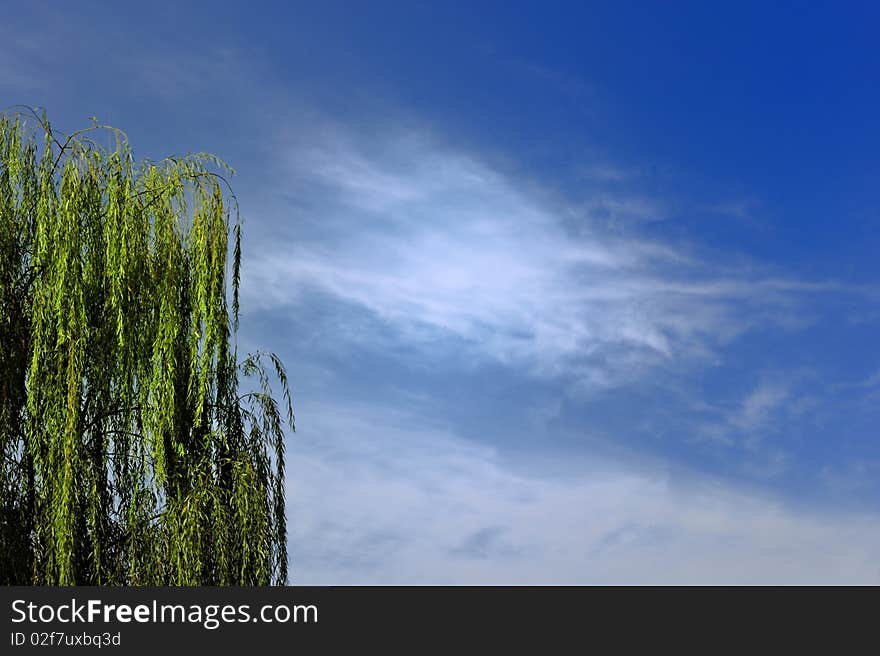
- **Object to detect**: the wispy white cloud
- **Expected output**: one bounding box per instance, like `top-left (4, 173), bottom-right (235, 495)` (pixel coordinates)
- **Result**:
top-left (243, 124), bottom-right (832, 394)
top-left (570, 193), bottom-right (667, 224)
top-left (732, 382), bottom-right (791, 432)
top-left (578, 164), bottom-right (639, 183)
top-left (693, 371), bottom-right (824, 455)
top-left (288, 399), bottom-right (880, 584)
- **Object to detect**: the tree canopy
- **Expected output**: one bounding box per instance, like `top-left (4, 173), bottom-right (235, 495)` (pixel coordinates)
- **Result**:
top-left (0, 108), bottom-right (292, 585)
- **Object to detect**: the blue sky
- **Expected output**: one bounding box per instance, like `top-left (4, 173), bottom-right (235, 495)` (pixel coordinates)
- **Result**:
top-left (4, 1), bottom-right (880, 582)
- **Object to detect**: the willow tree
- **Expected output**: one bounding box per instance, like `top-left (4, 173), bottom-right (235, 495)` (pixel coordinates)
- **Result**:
top-left (0, 109), bottom-right (292, 585)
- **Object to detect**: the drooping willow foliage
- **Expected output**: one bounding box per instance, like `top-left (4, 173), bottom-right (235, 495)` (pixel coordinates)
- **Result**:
top-left (0, 109), bottom-right (292, 585)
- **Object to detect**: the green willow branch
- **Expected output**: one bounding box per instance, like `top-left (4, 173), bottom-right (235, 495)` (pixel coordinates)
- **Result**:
top-left (0, 110), bottom-right (294, 586)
